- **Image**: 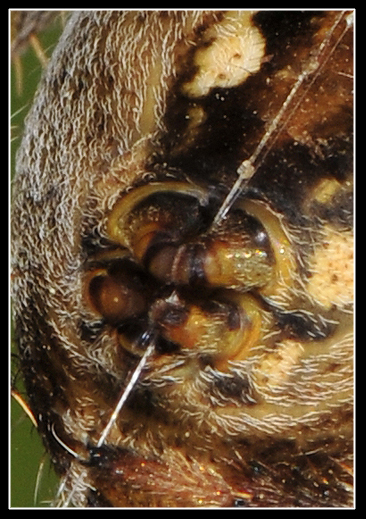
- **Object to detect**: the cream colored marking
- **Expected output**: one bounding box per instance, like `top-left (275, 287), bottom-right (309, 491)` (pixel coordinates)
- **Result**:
top-left (255, 339), bottom-right (304, 390)
top-left (307, 225), bottom-right (353, 309)
top-left (309, 177), bottom-right (343, 205)
top-left (182, 11), bottom-right (265, 98)
top-left (139, 58), bottom-right (162, 137)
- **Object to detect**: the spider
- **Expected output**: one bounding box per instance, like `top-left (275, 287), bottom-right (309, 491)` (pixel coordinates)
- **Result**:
top-left (11, 10), bottom-right (353, 508)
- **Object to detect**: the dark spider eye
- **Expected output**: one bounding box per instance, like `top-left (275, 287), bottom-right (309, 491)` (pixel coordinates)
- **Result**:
top-left (87, 271), bottom-right (147, 325)
top-left (107, 182), bottom-right (210, 262)
top-left (85, 253), bottom-right (151, 325)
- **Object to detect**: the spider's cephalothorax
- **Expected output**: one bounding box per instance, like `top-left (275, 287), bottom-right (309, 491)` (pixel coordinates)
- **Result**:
top-left (12, 11), bottom-right (353, 507)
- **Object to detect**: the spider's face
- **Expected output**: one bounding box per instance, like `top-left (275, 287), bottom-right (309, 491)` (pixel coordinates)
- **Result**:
top-left (12, 11), bottom-right (353, 507)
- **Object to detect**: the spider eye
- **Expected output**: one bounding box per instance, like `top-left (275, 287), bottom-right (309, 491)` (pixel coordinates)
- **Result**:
top-left (106, 182), bottom-right (209, 262)
top-left (86, 265), bottom-right (148, 325)
top-left (151, 292), bottom-right (264, 370)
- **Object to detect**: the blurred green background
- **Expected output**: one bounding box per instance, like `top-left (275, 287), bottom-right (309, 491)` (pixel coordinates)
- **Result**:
top-left (10, 12), bottom-right (67, 508)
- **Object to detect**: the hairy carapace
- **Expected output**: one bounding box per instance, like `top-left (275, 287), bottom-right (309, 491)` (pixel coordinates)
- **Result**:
top-left (11, 11), bottom-right (353, 507)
